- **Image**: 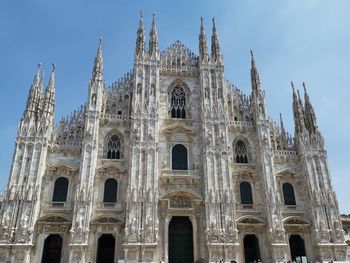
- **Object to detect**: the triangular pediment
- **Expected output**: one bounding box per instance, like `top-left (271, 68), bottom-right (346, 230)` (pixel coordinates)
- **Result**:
top-left (161, 122), bottom-right (194, 138)
top-left (232, 166), bottom-right (256, 176)
top-left (47, 162), bottom-right (78, 173)
top-left (276, 168), bottom-right (297, 177)
top-left (98, 162), bottom-right (126, 174)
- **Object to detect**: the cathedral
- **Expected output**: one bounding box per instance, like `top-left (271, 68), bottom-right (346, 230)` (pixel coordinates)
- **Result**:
top-left (0, 13), bottom-right (348, 263)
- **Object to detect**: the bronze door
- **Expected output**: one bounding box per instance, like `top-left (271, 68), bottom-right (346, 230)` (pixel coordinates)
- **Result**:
top-left (169, 216), bottom-right (194, 263)
top-left (41, 234), bottom-right (63, 263)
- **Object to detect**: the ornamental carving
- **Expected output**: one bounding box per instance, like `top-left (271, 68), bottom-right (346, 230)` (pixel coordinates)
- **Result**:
top-left (170, 196), bottom-right (191, 208)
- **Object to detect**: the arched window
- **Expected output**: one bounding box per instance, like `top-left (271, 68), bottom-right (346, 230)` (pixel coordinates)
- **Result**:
top-left (103, 179), bottom-right (118, 203)
top-left (52, 177), bottom-right (69, 202)
top-left (235, 140), bottom-right (248, 163)
top-left (240, 182), bottom-right (253, 205)
top-left (170, 86), bottom-right (186, 119)
top-left (283, 183), bottom-right (296, 205)
top-left (172, 144), bottom-right (188, 170)
top-left (106, 135), bottom-right (121, 159)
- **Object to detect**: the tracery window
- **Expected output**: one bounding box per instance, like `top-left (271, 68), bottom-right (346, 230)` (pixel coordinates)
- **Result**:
top-left (172, 144), bottom-right (188, 170)
top-left (235, 140), bottom-right (248, 163)
top-left (103, 178), bottom-right (118, 203)
top-left (282, 183), bottom-right (296, 205)
top-left (170, 86), bottom-right (186, 119)
top-left (106, 135), bottom-right (121, 159)
top-left (52, 177), bottom-right (69, 202)
top-left (240, 181), bottom-right (253, 205)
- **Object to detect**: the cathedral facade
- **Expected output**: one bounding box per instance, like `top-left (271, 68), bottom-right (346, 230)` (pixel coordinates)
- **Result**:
top-left (0, 13), bottom-right (347, 263)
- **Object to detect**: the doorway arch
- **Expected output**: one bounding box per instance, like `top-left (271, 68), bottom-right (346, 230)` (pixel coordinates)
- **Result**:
top-left (243, 234), bottom-right (261, 263)
top-left (96, 234), bottom-right (116, 263)
top-left (169, 216), bottom-right (193, 263)
top-left (289, 235), bottom-right (306, 261)
top-left (41, 234), bottom-right (63, 263)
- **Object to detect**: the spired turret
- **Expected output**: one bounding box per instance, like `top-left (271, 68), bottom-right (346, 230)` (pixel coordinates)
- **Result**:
top-left (149, 12), bottom-right (159, 57)
top-left (91, 37), bottom-right (103, 84)
top-left (42, 64), bottom-right (56, 118)
top-left (250, 50), bottom-right (267, 122)
top-left (292, 81), bottom-right (324, 149)
top-left (88, 37), bottom-right (104, 112)
top-left (135, 11), bottom-right (145, 59)
top-left (210, 17), bottom-right (221, 62)
top-left (23, 64), bottom-right (44, 120)
top-left (199, 17), bottom-right (208, 61)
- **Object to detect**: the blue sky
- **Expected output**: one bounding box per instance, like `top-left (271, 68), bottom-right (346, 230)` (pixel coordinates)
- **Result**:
top-left (0, 1), bottom-right (349, 213)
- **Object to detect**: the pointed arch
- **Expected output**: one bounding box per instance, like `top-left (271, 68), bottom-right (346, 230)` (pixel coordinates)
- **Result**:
top-left (168, 79), bottom-right (191, 119)
top-left (104, 130), bottom-right (123, 159)
top-left (233, 138), bottom-right (250, 163)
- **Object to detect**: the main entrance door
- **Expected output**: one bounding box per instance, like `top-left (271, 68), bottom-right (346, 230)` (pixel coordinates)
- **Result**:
top-left (41, 234), bottom-right (63, 263)
top-left (243, 234), bottom-right (261, 263)
top-left (96, 234), bottom-right (115, 263)
top-left (169, 216), bottom-right (194, 263)
top-left (289, 235), bottom-right (306, 261)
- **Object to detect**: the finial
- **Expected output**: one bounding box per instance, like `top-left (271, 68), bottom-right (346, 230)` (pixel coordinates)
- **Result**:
top-left (212, 17), bottom-right (216, 31)
top-left (98, 37), bottom-right (103, 49)
top-left (297, 89), bottom-right (302, 101)
top-left (302, 81), bottom-right (307, 92)
top-left (140, 10), bottom-right (143, 19)
top-left (38, 63), bottom-right (42, 70)
top-left (52, 63), bottom-right (56, 73)
top-left (152, 12), bottom-right (156, 22)
top-left (291, 81), bottom-right (295, 90)
top-left (250, 49), bottom-right (256, 66)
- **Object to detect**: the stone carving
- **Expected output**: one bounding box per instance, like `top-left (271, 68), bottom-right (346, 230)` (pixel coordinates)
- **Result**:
top-left (170, 196), bottom-right (191, 208)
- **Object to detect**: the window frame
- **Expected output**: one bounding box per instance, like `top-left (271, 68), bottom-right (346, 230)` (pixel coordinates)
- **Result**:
top-left (103, 178), bottom-right (118, 203)
top-left (171, 144), bottom-right (189, 170)
top-left (52, 177), bottom-right (69, 203)
top-left (240, 181), bottom-right (253, 205)
top-left (282, 182), bottom-right (297, 206)
top-left (104, 133), bottom-right (123, 160)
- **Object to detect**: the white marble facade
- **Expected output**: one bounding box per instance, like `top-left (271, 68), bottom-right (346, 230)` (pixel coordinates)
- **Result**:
top-left (0, 13), bottom-right (347, 263)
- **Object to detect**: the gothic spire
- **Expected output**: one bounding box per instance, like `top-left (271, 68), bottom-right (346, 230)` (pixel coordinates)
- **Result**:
top-left (135, 10), bottom-right (145, 57)
top-left (250, 49), bottom-right (261, 91)
top-left (43, 63), bottom-right (56, 116)
top-left (292, 81), bottom-right (305, 134)
top-left (303, 82), bottom-right (318, 133)
top-left (211, 17), bottom-right (221, 61)
top-left (279, 113), bottom-right (287, 145)
top-left (25, 64), bottom-right (44, 118)
top-left (92, 37), bottom-right (103, 82)
top-left (199, 17), bottom-right (208, 59)
top-left (149, 12), bottom-right (159, 56)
